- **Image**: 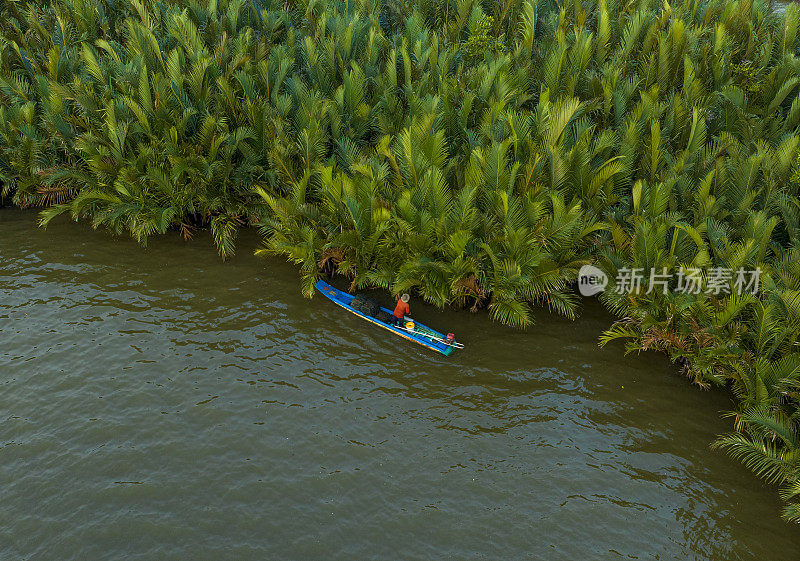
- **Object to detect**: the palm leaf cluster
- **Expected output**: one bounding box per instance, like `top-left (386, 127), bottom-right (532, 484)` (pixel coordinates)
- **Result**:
top-left (4, 0), bottom-right (800, 520)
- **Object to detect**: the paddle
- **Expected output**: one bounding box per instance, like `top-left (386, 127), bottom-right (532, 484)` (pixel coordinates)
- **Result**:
top-left (396, 318), bottom-right (465, 349)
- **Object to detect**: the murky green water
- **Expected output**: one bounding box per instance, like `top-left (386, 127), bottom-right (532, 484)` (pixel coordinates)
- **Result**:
top-left (1, 209), bottom-right (797, 560)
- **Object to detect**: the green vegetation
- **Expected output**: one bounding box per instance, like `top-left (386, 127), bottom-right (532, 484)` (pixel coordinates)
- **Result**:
top-left (3, 0), bottom-right (800, 521)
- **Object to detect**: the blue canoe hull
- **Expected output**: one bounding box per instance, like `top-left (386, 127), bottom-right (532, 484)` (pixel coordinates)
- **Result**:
top-left (315, 280), bottom-right (455, 356)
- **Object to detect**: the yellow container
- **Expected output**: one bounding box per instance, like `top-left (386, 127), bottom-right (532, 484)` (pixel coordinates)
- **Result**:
top-left (405, 320), bottom-right (415, 331)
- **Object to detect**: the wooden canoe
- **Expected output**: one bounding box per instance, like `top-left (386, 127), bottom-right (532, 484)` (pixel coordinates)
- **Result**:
top-left (315, 280), bottom-right (458, 356)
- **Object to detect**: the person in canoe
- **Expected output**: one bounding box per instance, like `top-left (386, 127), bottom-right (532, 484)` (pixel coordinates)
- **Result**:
top-left (393, 294), bottom-right (410, 327)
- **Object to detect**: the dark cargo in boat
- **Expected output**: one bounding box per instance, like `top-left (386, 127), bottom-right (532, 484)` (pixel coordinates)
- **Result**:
top-left (351, 294), bottom-right (380, 317)
top-left (376, 310), bottom-right (394, 324)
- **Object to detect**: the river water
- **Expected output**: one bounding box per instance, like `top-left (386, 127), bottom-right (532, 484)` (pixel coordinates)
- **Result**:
top-left (1, 209), bottom-right (797, 560)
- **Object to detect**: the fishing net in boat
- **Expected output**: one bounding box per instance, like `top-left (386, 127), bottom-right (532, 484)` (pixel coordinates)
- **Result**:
top-left (351, 295), bottom-right (380, 317)
top-left (376, 310), bottom-right (394, 324)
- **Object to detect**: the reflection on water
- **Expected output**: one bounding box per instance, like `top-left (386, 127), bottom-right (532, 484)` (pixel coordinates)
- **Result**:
top-left (1, 209), bottom-right (797, 560)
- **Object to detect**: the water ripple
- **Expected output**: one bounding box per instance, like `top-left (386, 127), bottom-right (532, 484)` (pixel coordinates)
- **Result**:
top-left (0, 210), bottom-right (796, 560)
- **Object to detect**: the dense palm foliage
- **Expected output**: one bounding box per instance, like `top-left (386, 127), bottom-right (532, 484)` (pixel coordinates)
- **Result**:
top-left (3, 0), bottom-right (800, 521)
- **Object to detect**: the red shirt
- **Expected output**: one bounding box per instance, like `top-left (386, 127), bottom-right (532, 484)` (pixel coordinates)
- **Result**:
top-left (393, 300), bottom-right (410, 319)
